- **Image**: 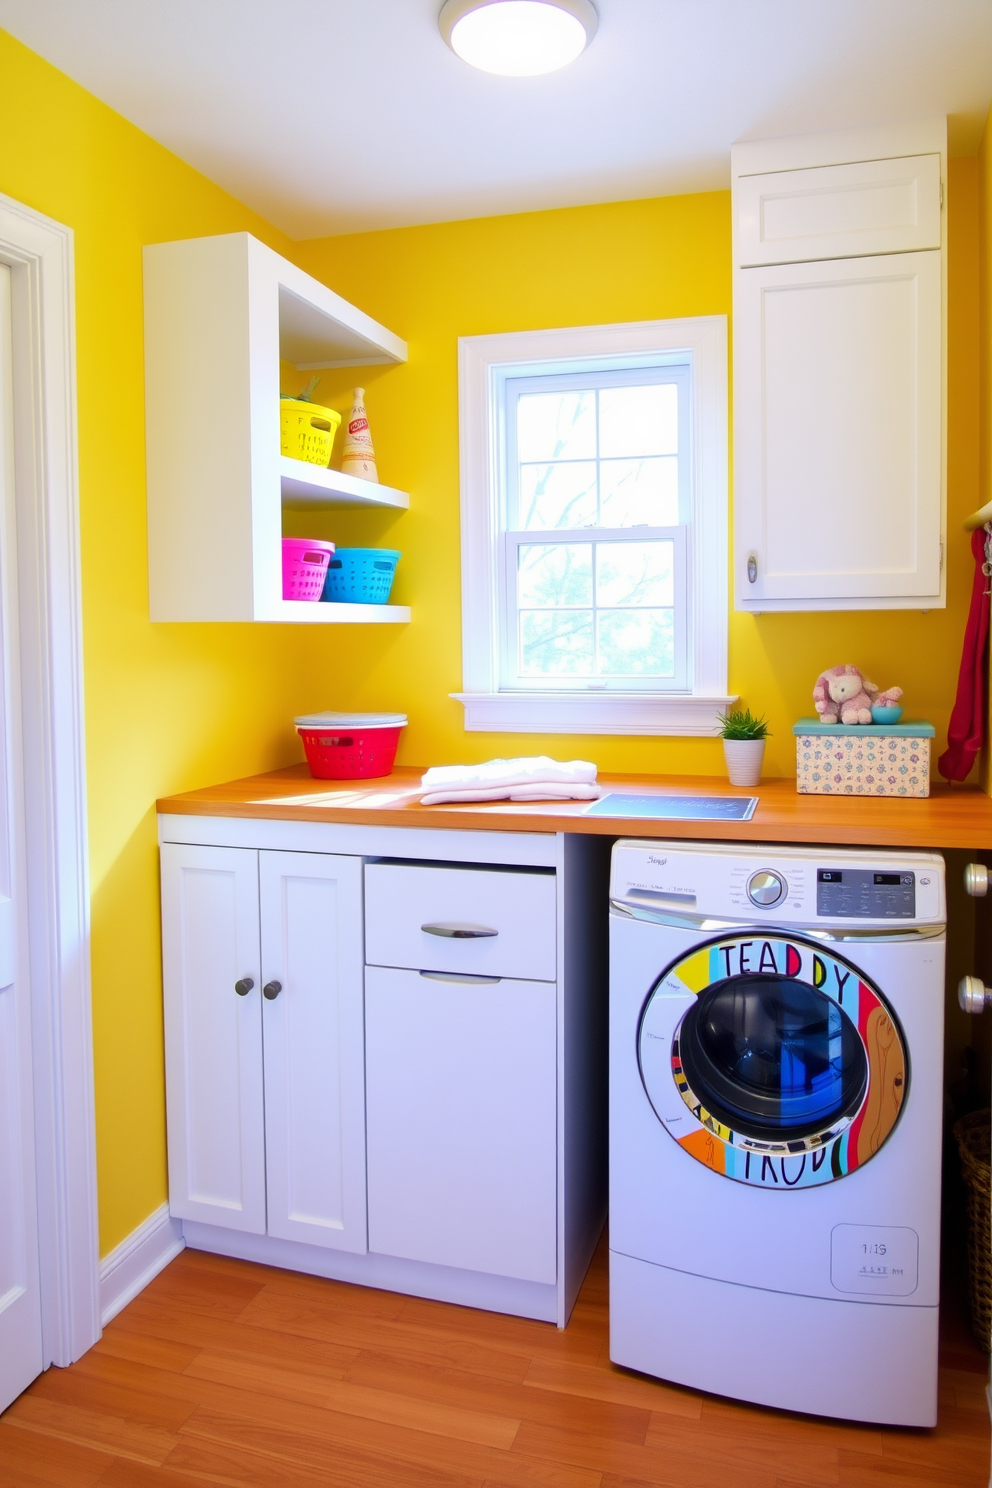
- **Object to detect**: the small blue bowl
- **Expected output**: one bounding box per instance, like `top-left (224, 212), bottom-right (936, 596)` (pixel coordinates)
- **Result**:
top-left (871, 704), bottom-right (903, 725)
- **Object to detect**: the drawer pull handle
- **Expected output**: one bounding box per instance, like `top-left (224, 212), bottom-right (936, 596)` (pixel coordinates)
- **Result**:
top-left (421, 922), bottom-right (498, 939)
top-left (419, 970), bottom-right (501, 984)
top-left (263, 980), bottom-right (282, 1000)
top-left (234, 977), bottom-right (254, 997)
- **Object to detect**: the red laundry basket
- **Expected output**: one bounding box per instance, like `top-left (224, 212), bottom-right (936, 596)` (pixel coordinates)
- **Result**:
top-left (295, 711), bottom-right (407, 779)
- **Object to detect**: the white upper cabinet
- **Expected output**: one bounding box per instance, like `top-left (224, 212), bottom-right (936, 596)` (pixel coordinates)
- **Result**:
top-left (732, 121), bottom-right (946, 612)
top-left (144, 232), bottom-right (410, 624)
top-left (735, 154), bottom-right (941, 268)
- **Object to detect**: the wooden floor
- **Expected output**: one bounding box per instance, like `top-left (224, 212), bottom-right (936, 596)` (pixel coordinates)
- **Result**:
top-left (1, 1236), bottom-right (989, 1488)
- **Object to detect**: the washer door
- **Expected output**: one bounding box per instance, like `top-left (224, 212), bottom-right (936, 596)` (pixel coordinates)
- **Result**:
top-left (637, 933), bottom-right (907, 1189)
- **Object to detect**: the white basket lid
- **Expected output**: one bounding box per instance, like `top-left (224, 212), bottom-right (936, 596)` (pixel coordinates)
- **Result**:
top-left (295, 711), bottom-right (407, 729)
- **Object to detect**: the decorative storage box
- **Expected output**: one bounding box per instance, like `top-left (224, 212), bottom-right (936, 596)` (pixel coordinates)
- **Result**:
top-left (793, 719), bottom-right (935, 798)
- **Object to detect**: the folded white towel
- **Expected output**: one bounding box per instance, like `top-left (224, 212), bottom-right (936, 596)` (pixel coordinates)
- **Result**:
top-left (421, 756), bottom-right (598, 793)
top-left (421, 781), bottom-right (602, 806)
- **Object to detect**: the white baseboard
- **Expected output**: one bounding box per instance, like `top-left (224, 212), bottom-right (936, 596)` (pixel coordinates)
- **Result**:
top-left (99, 1202), bottom-right (184, 1326)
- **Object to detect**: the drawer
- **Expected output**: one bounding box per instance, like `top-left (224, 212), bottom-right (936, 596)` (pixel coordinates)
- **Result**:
top-left (364, 863), bottom-right (556, 981)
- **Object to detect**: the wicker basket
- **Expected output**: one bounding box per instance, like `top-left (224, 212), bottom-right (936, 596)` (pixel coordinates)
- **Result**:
top-left (953, 1108), bottom-right (991, 1352)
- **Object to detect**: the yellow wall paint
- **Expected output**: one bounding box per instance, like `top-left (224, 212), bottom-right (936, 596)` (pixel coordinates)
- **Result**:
top-left (0, 30), bottom-right (365, 1255)
top-left (296, 165), bottom-right (981, 781)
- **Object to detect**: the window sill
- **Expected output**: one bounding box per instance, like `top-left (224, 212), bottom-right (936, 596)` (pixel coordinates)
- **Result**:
top-left (451, 692), bottom-right (739, 737)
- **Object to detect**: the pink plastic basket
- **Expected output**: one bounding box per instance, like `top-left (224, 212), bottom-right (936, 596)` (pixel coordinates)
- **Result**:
top-left (282, 538), bottom-right (335, 601)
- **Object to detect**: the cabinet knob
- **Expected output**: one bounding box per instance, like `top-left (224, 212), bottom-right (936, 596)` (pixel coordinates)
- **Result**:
top-left (234, 978), bottom-right (254, 997)
top-left (964, 863), bottom-right (989, 898)
top-left (263, 980), bottom-right (282, 1000)
top-left (747, 552), bottom-right (758, 584)
top-left (959, 976), bottom-right (992, 1014)
top-left (421, 922), bottom-right (498, 939)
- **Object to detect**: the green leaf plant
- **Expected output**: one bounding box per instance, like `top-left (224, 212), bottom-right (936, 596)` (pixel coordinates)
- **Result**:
top-left (716, 707), bottom-right (770, 741)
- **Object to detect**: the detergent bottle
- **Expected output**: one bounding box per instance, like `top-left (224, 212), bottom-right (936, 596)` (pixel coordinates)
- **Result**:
top-left (340, 388), bottom-right (378, 483)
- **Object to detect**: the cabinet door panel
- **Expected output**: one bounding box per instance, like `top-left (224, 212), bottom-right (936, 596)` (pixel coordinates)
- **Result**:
top-left (161, 843), bottom-right (264, 1231)
top-left (260, 851), bottom-right (367, 1252)
top-left (736, 154), bottom-right (941, 267)
top-left (734, 250), bottom-right (941, 609)
top-left (366, 966), bottom-right (557, 1284)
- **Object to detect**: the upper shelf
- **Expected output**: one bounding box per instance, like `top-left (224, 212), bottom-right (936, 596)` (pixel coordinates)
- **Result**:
top-left (280, 456), bottom-right (409, 510)
top-left (277, 276), bottom-right (406, 371)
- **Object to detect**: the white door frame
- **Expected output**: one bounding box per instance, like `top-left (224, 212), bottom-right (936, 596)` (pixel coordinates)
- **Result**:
top-left (0, 192), bottom-right (99, 1366)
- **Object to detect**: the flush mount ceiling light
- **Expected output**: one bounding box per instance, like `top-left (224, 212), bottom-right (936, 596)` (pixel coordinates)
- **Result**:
top-left (439, 0), bottom-right (598, 77)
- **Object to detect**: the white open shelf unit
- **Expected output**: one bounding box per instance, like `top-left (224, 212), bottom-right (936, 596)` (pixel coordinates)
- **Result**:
top-left (144, 232), bottom-right (410, 623)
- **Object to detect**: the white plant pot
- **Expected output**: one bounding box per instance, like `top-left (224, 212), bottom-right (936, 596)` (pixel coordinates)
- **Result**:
top-left (723, 738), bottom-right (765, 787)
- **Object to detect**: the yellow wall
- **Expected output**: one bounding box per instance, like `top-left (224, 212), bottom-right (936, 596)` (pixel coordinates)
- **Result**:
top-left (296, 163), bottom-right (982, 781)
top-left (0, 30), bottom-right (362, 1255)
top-left (1, 25), bottom-right (985, 1255)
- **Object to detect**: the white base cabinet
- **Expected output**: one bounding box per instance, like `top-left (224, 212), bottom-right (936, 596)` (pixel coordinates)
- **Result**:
top-left (161, 843), bottom-right (367, 1253)
top-left (159, 815), bottom-right (609, 1327)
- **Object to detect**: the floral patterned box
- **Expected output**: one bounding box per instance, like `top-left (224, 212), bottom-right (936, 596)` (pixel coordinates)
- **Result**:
top-left (793, 719), bottom-right (934, 798)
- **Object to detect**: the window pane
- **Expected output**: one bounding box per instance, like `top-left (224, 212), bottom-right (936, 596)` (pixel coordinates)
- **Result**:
top-left (519, 462), bottom-right (597, 530)
top-left (518, 544), bottom-right (593, 607)
top-left (517, 391), bottom-right (596, 462)
top-left (596, 541), bottom-right (674, 607)
top-left (600, 457), bottom-right (679, 527)
top-left (520, 611), bottom-right (594, 675)
top-left (599, 384), bottom-right (678, 458)
top-left (597, 609), bottom-right (675, 677)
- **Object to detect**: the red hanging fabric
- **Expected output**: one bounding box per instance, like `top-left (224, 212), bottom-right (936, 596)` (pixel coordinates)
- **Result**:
top-left (938, 527), bottom-right (990, 781)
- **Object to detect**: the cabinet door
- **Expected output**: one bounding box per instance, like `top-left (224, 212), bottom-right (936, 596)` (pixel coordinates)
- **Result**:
top-left (161, 843), bottom-right (264, 1232)
top-left (734, 250), bottom-right (942, 610)
top-left (365, 966), bottom-right (557, 1283)
top-left (735, 154), bottom-right (941, 267)
top-left (259, 851), bottom-right (367, 1252)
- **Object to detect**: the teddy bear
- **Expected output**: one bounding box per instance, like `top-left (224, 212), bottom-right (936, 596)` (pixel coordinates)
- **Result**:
top-left (813, 664), bottom-right (879, 725)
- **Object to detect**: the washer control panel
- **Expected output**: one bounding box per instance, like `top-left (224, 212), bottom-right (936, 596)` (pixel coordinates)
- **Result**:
top-left (816, 868), bottom-right (915, 919)
top-left (746, 869), bottom-right (786, 907)
top-left (609, 840), bottom-right (945, 927)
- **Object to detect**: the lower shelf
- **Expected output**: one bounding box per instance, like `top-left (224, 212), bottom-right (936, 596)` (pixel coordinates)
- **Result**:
top-left (268, 601), bottom-right (410, 624)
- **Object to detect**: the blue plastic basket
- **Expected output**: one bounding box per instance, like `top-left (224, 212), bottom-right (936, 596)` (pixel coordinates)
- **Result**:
top-left (321, 548), bottom-right (400, 605)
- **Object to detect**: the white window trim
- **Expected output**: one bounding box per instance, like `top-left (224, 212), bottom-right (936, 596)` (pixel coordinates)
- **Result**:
top-left (453, 317), bottom-right (734, 735)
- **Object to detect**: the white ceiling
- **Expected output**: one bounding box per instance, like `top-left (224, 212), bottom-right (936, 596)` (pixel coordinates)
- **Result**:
top-left (2, 0), bottom-right (991, 239)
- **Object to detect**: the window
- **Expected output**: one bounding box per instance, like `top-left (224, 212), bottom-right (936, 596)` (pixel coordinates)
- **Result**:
top-left (455, 318), bottom-right (732, 735)
top-left (504, 368), bottom-right (688, 692)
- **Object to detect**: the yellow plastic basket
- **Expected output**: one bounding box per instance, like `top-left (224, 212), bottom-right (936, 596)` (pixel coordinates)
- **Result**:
top-left (279, 399), bottom-right (342, 467)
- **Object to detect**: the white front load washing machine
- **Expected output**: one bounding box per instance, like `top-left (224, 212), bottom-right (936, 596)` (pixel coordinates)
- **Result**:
top-left (609, 840), bottom-right (945, 1427)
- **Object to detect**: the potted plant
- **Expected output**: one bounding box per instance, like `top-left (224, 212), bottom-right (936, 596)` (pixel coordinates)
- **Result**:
top-left (717, 707), bottom-right (770, 787)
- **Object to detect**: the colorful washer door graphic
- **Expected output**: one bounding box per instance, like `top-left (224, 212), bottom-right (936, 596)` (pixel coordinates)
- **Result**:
top-left (637, 934), bottom-right (907, 1189)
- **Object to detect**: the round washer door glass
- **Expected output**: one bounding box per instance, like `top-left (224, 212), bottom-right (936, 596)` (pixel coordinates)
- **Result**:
top-left (637, 933), bottom-right (907, 1189)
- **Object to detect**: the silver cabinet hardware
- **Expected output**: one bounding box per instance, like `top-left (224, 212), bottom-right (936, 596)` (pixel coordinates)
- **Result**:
top-left (959, 976), bottom-right (992, 1014)
top-left (419, 970), bottom-right (502, 984)
top-left (421, 923), bottom-right (498, 939)
top-left (747, 553), bottom-right (758, 584)
top-left (964, 863), bottom-right (989, 897)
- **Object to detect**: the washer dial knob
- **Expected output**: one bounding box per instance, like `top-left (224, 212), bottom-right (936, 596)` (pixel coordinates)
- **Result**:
top-left (747, 869), bottom-right (786, 907)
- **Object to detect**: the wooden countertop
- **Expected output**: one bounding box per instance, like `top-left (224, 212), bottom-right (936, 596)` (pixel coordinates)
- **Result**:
top-left (157, 765), bottom-right (992, 851)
